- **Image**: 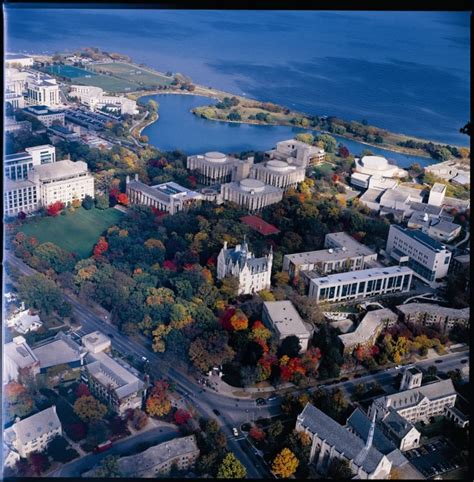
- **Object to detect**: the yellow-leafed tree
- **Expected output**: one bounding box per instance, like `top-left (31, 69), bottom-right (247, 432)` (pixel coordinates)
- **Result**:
top-left (272, 447), bottom-right (299, 478)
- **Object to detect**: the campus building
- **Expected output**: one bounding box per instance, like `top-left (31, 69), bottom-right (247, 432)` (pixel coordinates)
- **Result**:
top-left (385, 225), bottom-right (452, 285)
top-left (83, 351), bottom-right (145, 416)
top-left (351, 156), bottom-right (407, 189)
top-left (5, 53), bottom-right (34, 68)
top-left (126, 175), bottom-right (203, 214)
top-left (295, 403), bottom-right (392, 479)
top-left (262, 301), bottom-right (313, 353)
top-left (308, 266), bottom-right (413, 303)
top-left (282, 232), bottom-right (378, 280)
top-left (26, 72), bottom-right (61, 107)
top-left (23, 105), bottom-right (65, 127)
top-left (81, 331), bottom-right (112, 354)
top-left (3, 406), bottom-right (62, 459)
top-left (248, 159), bottom-right (306, 190)
top-left (427, 183), bottom-right (447, 207)
top-left (6, 308), bottom-right (43, 334)
top-left (3, 336), bottom-right (40, 383)
top-left (217, 240), bottom-right (272, 295)
top-left (5, 117), bottom-right (32, 134)
top-left (220, 178), bottom-right (283, 211)
top-left (69, 84), bottom-right (138, 115)
top-left (265, 139), bottom-right (325, 167)
top-left (407, 211), bottom-right (461, 243)
top-left (338, 308), bottom-right (398, 355)
top-left (369, 373), bottom-right (457, 424)
top-left (5, 144), bottom-right (56, 181)
top-left (396, 303), bottom-right (469, 335)
top-left (186, 151), bottom-right (248, 185)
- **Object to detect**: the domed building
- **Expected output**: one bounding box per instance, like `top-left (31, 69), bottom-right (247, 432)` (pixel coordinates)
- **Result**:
top-left (351, 155), bottom-right (408, 189)
top-left (220, 178), bottom-right (283, 211)
top-left (249, 159), bottom-right (305, 190)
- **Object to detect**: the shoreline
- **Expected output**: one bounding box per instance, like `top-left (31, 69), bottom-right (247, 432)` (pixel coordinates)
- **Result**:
top-left (135, 91), bottom-right (435, 160)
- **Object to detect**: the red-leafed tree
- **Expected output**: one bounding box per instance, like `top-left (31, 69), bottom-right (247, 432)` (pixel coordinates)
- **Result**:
top-left (220, 307), bottom-right (236, 330)
top-left (93, 237), bottom-right (109, 257)
top-left (75, 383), bottom-right (91, 398)
top-left (109, 187), bottom-right (120, 200)
top-left (65, 423), bottom-right (87, 441)
top-left (29, 453), bottom-right (50, 475)
top-left (249, 425), bottom-right (266, 441)
top-left (47, 201), bottom-right (64, 217)
top-left (174, 409), bottom-right (191, 425)
top-left (338, 146), bottom-right (350, 158)
top-left (117, 193), bottom-right (129, 205)
top-left (163, 260), bottom-right (177, 271)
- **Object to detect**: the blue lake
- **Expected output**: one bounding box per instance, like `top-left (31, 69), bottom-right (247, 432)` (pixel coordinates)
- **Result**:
top-left (5, 9), bottom-right (469, 146)
top-left (140, 94), bottom-right (437, 168)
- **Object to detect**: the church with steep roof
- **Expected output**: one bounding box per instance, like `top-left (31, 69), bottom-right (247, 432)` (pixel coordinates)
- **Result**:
top-left (216, 239), bottom-right (272, 295)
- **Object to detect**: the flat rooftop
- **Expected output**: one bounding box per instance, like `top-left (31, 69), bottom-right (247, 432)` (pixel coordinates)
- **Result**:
top-left (391, 225), bottom-right (447, 251)
top-left (397, 303), bottom-right (469, 319)
top-left (5, 337), bottom-right (38, 368)
top-left (285, 245), bottom-right (375, 266)
top-left (431, 183), bottom-right (447, 193)
top-left (325, 232), bottom-right (376, 256)
top-left (312, 265), bottom-right (413, 286)
top-left (263, 301), bottom-right (311, 337)
top-left (32, 160), bottom-right (89, 180)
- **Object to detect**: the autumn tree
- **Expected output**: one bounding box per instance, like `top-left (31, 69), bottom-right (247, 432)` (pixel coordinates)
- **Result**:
top-left (188, 330), bottom-right (235, 372)
top-left (327, 458), bottom-right (354, 479)
top-left (132, 408), bottom-right (149, 430)
top-left (174, 409), bottom-right (191, 425)
top-left (220, 276), bottom-right (240, 299)
top-left (93, 236), bottom-right (109, 257)
top-left (18, 273), bottom-right (63, 314)
top-left (272, 447), bottom-right (299, 478)
top-left (145, 379), bottom-right (172, 417)
top-left (249, 425), bottom-right (266, 442)
top-left (117, 193), bottom-right (129, 205)
top-left (229, 310), bottom-right (248, 331)
top-left (75, 383), bottom-right (91, 398)
top-left (73, 395), bottom-right (107, 423)
top-left (90, 455), bottom-right (122, 478)
top-left (47, 201), bottom-right (64, 216)
top-left (217, 452), bottom-right (247, 479)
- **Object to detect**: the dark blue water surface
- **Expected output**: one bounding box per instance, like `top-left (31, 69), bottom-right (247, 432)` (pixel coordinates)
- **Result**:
top-left (5, 9), bottom-right (469, 146)
top-left (140, 94), bottom-right (435, 168)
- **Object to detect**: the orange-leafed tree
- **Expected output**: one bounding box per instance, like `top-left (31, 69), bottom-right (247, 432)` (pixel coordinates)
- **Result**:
top-left (229, 311), bottom-right (248, 331)
top-left (116, 193), bottom-right (129, 205)
top-left (145, 380), bottom-right (171, 417)
top-left (271, 448), bottom-right (299, 478)
top-left (93, 237), bottom-right (109, 257)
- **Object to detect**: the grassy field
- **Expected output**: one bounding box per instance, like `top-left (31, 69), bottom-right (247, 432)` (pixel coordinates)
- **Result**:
top-left (46, 64), bottom-right (96, 78)
top-left (71, 75), bottom-right (140, 93)
top-left (20, 207), bottom-right (124, 259)
top-left (90, 62), bottom-right (172, 89)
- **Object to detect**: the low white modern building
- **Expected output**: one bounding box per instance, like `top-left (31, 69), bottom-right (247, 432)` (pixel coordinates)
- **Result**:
top-left (3, 336), bottom-right (40, 383)
top-left (126, 175), bottom-right (203, 214)
top-left (296, 403), bottom-right (392, 479)
top-left (369, 376), bottom-right (457, 424)
top-left (282, 232), bottom-right (378, 280)
top-left (217, 240), bottom-right (272, 295)
top-left (69, 84), bottom-right (138, 115)
top-left (308, 266), bottom-right (413, 303)
top-left (265, 139), bottom-right (325, 167)
top-left (262, 300), bottom-right (312, 353)
top-left (5, 53), bottom-right (34, 68)
top-left (385, 225), bottom-right (452, 285)
top-left (83, 351), bottom-right (145, 415)
top-left (427, 183), bottom-right (446, 206)
top-left (23, 105), bottom-right (65, 127)
top-left (351, 156), bottom-right (407, 189)
top-left (3, 406), bottom-right (62, 459)
top-left (220, 178), bottom-right (283, 211)
top-left (5, 117), bottom-right (32, 134)
top-left (81, 331), bottom-right (112, 354)
top-left (396, 303), bottom-right (469, 334)
top-left (407, 211), bottom-right (461, 243)
top-left (338, 308), bottom-right (398, 355)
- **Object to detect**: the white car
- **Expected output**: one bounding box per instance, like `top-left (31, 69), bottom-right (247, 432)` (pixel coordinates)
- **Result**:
top-left (232, 427), bottom-right (239, 437)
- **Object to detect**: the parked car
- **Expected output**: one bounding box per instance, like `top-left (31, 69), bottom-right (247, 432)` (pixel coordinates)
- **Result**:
top-left (256, 398), bottom-right (267, 406)
top-left (233, 427), bottom-right (239, 437)
top-left (94, 440), bottom-right (112, 453)
top-left (212, 409), bottom-right (221, 416)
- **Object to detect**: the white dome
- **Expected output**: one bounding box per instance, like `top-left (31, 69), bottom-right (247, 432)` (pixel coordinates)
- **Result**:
top-left (240, 178), bottom-right (266, 193)
top-left (266, 160), bottom-right (292, 172)
top-left (204, 151), bottom-right (227, 163)
top-left (360, 156), bottom-right (389, 170)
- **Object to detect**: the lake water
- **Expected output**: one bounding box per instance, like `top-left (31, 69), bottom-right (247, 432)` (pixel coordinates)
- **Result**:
top-left (5, 9), bottom-right (470, 146)
top-left (140, 94), bottom-right (436, 168)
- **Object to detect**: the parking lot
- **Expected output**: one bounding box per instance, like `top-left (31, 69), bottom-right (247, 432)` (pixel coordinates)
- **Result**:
top-left (405, 438), bottom-right (464, 478)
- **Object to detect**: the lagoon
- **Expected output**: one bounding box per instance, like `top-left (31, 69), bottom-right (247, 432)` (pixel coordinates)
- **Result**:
top-left (140, 94), bottom-right (437, 168)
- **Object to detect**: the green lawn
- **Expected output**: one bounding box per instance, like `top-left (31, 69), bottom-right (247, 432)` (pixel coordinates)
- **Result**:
top-left (72, 75), bottom-right (140, 93)
top-left (20, 207), bottom-right (124, 259)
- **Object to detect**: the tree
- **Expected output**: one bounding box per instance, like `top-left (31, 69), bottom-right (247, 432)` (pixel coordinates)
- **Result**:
top-left (338, 146), bottom-right (350, 158)
top-left (295, 133), bottom-right (314, 145)
top-left (47, 201), bottom-right (64, 216)
top-left (229, 310), bottom-right (248, 331)
top-left (220, 276), bottom-right (240, 299)
top-left (278, 335), bottom-right (301, 358)
top-left (318, 134), bottom-right (337, 153)
top-left (18, 273), bottom-right (63, 314)
top-left (145, 380), bottom-right (172, 417)
top-left (75, 383), bottom-right (91, 398)
top-left (174, 409), bottom-right (191, 425)
top-left (117, 193), bottom-right (129, 205)
top-left (82, 194), bottom-right (94, 210)
top-left (327, 458), bottom-right (354, 479)
top-left (95, 194), bottom-right (110, 210)
top-left (73, 395), bottom-right (107, 423)
top-left (249, 425), bottom-right (266, 441)
top-left (188, 331), bottom-right (235, 372)
top-left (147, 99), bottom-right (159, 112)
top-left (132, 408), bottom-right (149, 430)
top-left (272, 447), bottom-right (299, 478)
top-left (29, 453), bottom-right (50, 476)
top-left (227, 110), bottom-right (241, 121)
top-left (93, 236), bottom-right (109, 257)
top-left (90, 455), bottom-right (122, 478)
top-left (217, 452), bottom-right (247, 478)
top-left (34, 242), bottom-right (75, 273)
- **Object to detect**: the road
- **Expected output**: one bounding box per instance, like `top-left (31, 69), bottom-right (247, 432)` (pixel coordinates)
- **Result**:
top-left (4, 252), bottom-right (469, 478)
top-left (51, 426), bottom-right (179, 477)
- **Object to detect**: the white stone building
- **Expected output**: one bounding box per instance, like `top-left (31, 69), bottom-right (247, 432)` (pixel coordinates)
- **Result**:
top-left (83, 351), bottom-right (145, 415)
top-left (69, 84), bottom-right (138, 115)
top-left (3, 336), bottom-right (40, 383)
top-left (396, 303), bottom-right (469, 334)
top-left (262, 300), bottom-right (312, 353)
top-left (126, 175), bottom-right (202, 214)
top-left (265, 139), bottom-right (325, 167)
top-left (217, 240), bottom-right (272, 295)
top-left (5, 144), bottom-right (56, 181)
top-left (338, 308), bottom-right (398, 355)
top-left (23, 105), bottom-right (66, 127)
top-left (283, 232), bottom-right (378, 280)
top-left (427, 183), bottom-right (446, 206)
top-left (369, 377), bottom-right (457, 424)
top-left (351, 156), bottom-right (408, 189)
top-left (6, 308), bottom-right (43, 334)
top-left (296, 403), bottom-right (392, 479)
top-left (220, 178), bottom-right (283, 211)
top-left (407, 211), bottom-right (461, 243)
top-left (26, 72), bottom-right (61, 107)
top-left (308, 266), bottom-right (413, 303)
top-left (249, 159), bottom-right (306, 190)
top-left (81, 331), bottom-right (112, 354)
top-left (385, 225), bottom-right (452, 285)
top-left (3, 406), bottom-right (62, 459)
top-left (5, 53), bottom-right (34, 68)
top-left (186, 151), bottom-right (248, 185)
